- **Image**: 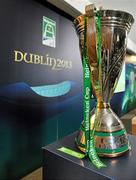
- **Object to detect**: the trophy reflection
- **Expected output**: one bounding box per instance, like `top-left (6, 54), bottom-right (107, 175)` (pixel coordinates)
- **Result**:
top-left (74, 5), bottom-right (134, 157)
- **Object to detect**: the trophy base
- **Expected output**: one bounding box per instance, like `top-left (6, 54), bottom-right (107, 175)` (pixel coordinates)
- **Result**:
top-left (76, 125), bottom-right (130, 157)
top-left (76, 105), bottom-right (131, 157)
top-left (76, 145), bottom-right (130, 157)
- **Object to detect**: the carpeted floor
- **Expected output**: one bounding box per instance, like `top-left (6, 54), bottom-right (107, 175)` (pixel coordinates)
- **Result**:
top-left (21, 168), bottom-right (42, 180)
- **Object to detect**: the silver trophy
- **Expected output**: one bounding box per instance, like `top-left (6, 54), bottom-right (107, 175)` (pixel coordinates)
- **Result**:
top-left (74, 5), bottom-right (134, 157)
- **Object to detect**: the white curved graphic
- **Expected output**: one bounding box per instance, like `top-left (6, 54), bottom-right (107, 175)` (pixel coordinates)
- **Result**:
top-left (31, 81), bottom-right (72, 97)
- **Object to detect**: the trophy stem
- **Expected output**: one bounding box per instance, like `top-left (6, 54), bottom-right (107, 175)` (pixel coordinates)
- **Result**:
top-left (97, 102), bottom-right (110, 109)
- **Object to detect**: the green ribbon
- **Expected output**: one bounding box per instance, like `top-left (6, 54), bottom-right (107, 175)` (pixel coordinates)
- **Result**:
top-left (58, 147), bottom-right (85, 159)
top-left (83, 9), bottom-right (106, 169)
top-left (83, 16), bottom-right (91, 155)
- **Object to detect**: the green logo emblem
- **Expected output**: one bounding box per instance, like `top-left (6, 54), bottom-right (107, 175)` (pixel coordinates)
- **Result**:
top-left (42, 16), bottom-right (56, 48)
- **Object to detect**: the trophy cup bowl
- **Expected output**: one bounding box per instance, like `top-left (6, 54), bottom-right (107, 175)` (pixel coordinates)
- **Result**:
top-left (74, 9), bottom-right (134, 157)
